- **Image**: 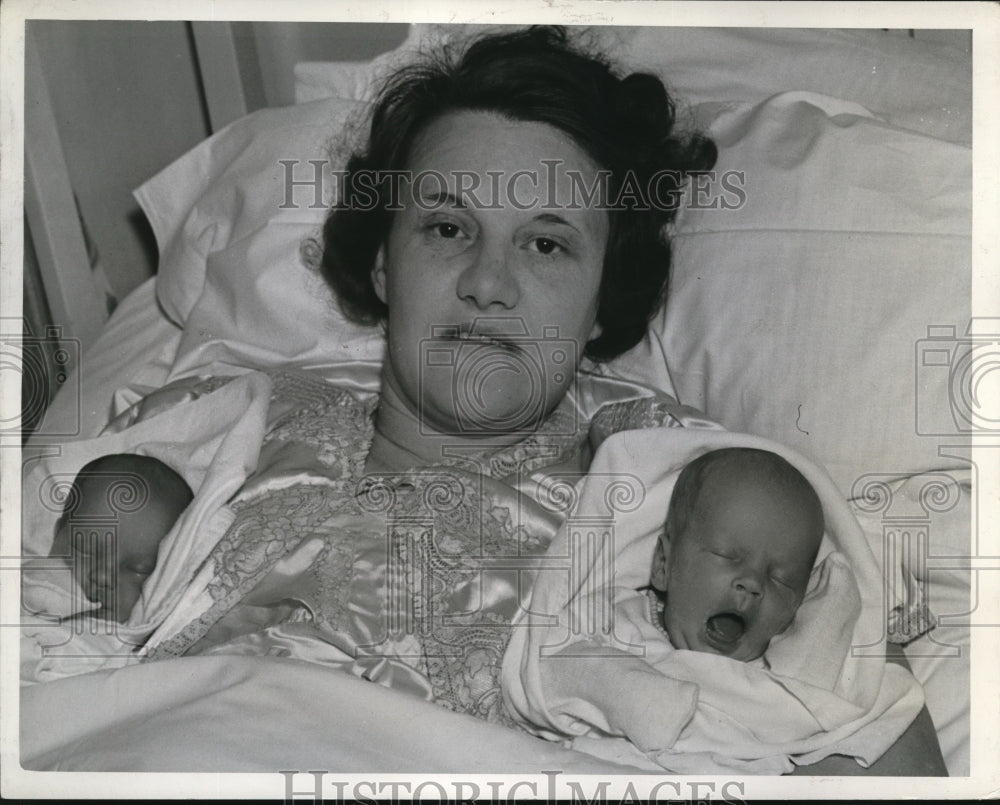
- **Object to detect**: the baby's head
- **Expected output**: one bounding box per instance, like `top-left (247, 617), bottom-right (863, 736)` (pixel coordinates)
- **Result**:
top-left (650, 448), bottom-right (824, 662)
top-left (55, 454), bottom-right (192, 622)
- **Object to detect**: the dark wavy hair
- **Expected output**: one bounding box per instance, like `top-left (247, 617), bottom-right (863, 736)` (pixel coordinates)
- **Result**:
top-left (320, 26), bottom-right (716, 362)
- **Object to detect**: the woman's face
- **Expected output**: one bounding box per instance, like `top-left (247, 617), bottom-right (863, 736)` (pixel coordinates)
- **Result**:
top-left (372, 110), bottom-right (609, 437)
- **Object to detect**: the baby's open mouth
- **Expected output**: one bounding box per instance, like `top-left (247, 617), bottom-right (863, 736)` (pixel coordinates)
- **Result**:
top-left (705, 612), bottom-right (746, 649)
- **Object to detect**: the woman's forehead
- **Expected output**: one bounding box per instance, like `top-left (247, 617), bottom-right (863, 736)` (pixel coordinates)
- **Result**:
top-left (409, 109), bottom-right (598, 166)
top-left (403, 110), bottom-right (608, 212)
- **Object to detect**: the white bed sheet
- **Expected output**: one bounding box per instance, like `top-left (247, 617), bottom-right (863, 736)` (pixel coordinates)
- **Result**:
top-left (20, 654), bottom-right (640, 774)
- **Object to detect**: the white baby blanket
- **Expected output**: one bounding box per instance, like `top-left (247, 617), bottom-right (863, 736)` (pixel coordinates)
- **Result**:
top-left (501, 427), bottom-right (926, 774)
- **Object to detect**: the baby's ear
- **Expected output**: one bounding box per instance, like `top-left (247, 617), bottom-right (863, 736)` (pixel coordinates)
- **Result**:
top-left (650, 533), bottom-right (671, 592)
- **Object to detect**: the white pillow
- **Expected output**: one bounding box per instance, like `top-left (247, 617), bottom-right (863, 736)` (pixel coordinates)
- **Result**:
top-left (134, 97), bottom-right (385, 387)
top-left (660, 91), bottom-right (971, 496)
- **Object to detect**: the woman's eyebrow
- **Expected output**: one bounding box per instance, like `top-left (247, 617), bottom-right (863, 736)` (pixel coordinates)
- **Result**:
top-left (531, 212), bottom-right (580, 234)
top-left (413, 189), bottom-right (466, 209)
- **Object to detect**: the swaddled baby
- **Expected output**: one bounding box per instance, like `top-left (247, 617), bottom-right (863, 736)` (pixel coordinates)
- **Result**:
top-left (502, 433), bottom-right (929, 774)
top-left (647, 447), bottom-right (824, 662)
top-left (505, 445), bottom-right (829, 763)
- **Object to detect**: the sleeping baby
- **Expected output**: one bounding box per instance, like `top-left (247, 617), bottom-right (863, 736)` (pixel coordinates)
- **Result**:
top-left (501, 436), bottom-right (922, 774)
top-left (49, 454), bottom-right (193, 622)
top-left (647, 446), bottom-right (824, 662)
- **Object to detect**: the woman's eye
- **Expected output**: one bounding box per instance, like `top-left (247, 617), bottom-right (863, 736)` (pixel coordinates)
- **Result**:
top-left (528, 237), bottom-right (564, 256)
top-left (429, 221), bottom-right (462, 239)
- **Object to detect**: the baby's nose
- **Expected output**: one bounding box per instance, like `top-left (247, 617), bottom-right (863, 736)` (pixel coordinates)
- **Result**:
top-left (733, 573), bottom-right (763, 598)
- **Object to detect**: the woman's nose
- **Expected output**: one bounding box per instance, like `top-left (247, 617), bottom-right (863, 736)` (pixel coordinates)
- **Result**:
top-left (455, 244), bottom-right (519, 310)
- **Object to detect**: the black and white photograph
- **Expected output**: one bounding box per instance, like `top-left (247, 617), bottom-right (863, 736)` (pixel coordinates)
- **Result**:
top-left (2, 0), bottom-right (997, 799)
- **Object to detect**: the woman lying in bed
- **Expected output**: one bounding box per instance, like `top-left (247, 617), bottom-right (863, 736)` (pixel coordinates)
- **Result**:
top-left (41, 25), bottom-right (944, 775)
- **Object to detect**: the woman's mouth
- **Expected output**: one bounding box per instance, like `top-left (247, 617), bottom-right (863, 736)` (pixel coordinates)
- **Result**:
top-left (459, 332), bottom-right (518, 351)
top-left (704, 612), bottom-right (746, 652)
top-left (447, 322), bottom-right (522, 352)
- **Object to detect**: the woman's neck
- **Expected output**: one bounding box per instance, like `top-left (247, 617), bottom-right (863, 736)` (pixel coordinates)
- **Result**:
top-left (365, 367), bottom-right (526, 475)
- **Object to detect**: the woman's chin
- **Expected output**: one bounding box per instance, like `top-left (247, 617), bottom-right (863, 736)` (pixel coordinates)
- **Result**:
top-left (436, 391), bottom-right (548, 436)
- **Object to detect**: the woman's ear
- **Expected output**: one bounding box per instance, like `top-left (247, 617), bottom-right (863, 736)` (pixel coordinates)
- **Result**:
top-left (650, 532), bottom-right (671, 592)
top-left (371, 245), bottom-right (388, 305)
